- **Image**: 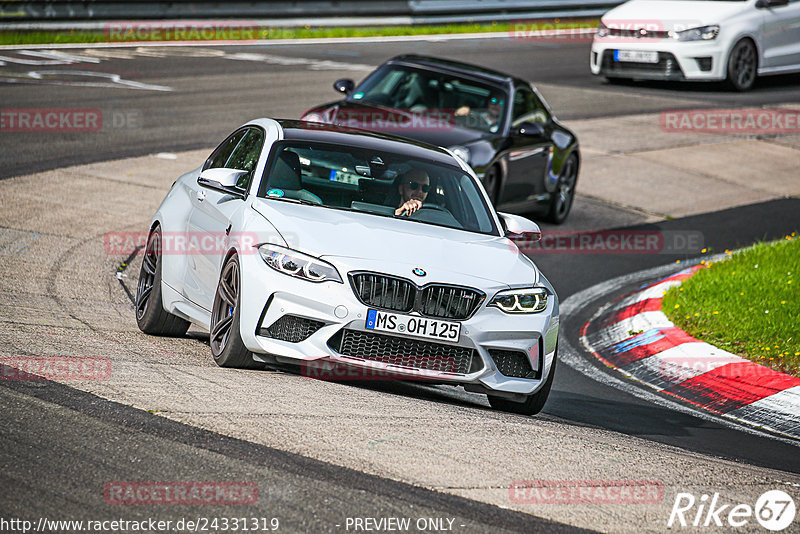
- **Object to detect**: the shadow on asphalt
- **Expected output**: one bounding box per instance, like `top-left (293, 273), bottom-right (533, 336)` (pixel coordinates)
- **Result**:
top-left (602, 72), bottom-right (800, 95)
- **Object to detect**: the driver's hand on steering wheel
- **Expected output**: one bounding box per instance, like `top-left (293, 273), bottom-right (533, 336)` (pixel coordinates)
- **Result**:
top-left (395, 199), bottom-right (423, 216)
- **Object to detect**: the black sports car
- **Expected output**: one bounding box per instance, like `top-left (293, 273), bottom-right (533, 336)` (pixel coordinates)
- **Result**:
top-left (302, 55), bottom-right (580, 224)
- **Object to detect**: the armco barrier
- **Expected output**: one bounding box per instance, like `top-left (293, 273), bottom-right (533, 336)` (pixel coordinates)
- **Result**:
top-left (1, 0), bottom-right (621, 24)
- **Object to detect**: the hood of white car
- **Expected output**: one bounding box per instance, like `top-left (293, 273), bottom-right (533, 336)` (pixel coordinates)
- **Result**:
top-left (251, 198), bottom-right (538, 289)
top-left (603, 0), bottom-right (747, 29)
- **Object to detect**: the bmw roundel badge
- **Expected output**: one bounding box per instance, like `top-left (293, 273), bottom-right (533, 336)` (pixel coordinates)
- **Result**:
top-left (412, 267), bottom-right (426, 277)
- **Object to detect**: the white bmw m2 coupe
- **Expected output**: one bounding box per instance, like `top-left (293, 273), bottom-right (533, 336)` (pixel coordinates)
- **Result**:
top-left (136, 119), bottom-right (559, 415)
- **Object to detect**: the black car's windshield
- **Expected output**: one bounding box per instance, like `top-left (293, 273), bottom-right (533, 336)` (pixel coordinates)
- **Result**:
top-left (349, 65), bottom-right (508, 134)
top-left (258, 141), bottom-right (498, 235)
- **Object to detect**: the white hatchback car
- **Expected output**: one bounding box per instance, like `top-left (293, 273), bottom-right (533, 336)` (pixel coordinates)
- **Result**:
top-left (590, 0), bottom-right (800, 90)
top-left (136, 118), bottom-right (559, 415)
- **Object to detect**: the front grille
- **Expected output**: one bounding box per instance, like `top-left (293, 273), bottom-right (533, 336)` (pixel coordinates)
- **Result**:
top-left (601, 51), bottom-right (685, 80)
top-left (349, 272), bottom-right (484, 320)
top-left (489, 349), bottom-right (539, 379)
top-left (260, 315), bottom-right (325, 343)
top-left (419, 285), bottom-right (482, 320)
top-left (328, 329), bottom-right (480, 375)
top-left (606, 28), bottom-right (671, 40)
top-left (350, 272), bottom-right (414, 312)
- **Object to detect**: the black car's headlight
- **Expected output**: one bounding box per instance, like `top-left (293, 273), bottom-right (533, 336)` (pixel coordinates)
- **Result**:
top-left (670, 25), bottom-right (719, 41)
top-left (258, 244), bottom-right (342, 283)
top-left (489, 288), bottom-right (548, 314)
top-left (449, 145), bottom-right (470, 163)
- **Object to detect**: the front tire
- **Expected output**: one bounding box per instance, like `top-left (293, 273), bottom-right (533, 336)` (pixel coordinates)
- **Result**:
top-left (726, 39), bottom-right (757, 92)
top-left (210, 254), bottom-right (260, 369)
top-left (545, 154), bottom-right (578, 224)
top-left (482, 165), bottom-right (500, 205)
top-left (488, 350), bottom-right (556, 416)
top-left (135, 226), bottom-right (191, 337)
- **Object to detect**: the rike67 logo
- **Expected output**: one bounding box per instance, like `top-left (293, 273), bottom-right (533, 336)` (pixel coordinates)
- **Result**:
top-left (668, 490), bottom-right (796, 531)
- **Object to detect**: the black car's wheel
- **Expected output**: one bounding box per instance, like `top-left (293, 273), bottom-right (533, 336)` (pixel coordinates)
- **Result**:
top-left (136, 226), bottom-right (191, 336)
top-left (726, 39), bottom-right (757, 92)
top-left (488, 350), bottom-right (556, 416)
top-left (545, 154), bottom-right (578, 224)
top-left (482, 165), bottom-right (500, 205)
top-left (210, 254), bottom-right (259, 369)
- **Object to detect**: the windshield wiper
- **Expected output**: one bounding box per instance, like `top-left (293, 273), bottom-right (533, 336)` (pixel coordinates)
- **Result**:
top-left (266, 196), bottom-right (320, 207)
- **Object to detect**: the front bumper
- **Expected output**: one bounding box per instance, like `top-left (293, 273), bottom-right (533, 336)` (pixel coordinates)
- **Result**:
top-left (237, 252), bottom-right (559, 398)
top-left (590, 38), bottom-right (728, 81)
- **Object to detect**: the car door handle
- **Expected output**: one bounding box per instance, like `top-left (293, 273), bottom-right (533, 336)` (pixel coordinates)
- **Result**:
top-left (196, 190), bottom-right (206, 202)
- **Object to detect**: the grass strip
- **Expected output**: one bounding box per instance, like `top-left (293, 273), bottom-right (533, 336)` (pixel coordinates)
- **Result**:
top-left (663, 234), bottom-right (800, 377)
top-left (0, 19), bottom-right (599, 46)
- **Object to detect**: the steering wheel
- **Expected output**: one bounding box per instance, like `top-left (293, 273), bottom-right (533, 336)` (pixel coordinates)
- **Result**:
top-left (418, 203), bottom-right (448, 212)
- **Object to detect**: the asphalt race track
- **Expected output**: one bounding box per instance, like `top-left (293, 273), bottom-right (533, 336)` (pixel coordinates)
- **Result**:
top-left (1, 37), bottom-right (800, 533)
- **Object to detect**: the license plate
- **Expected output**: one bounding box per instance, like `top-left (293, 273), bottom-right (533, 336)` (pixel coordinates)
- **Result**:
top-left (614, 50), bottom-right (659, 63)
top-left (365, 309), bottom-right (460, 343)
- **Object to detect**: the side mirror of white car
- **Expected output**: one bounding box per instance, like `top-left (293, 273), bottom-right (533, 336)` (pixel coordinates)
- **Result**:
top-left (197, 168), bottom-right (249, 198)
top-left (498, 212), bottom-right (541, 241)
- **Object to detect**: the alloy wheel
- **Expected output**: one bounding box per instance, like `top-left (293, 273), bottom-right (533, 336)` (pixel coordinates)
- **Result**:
top-left (210, 258), bottom-right (239, 355)
top-left (136, 230), bottom-right (160, 321)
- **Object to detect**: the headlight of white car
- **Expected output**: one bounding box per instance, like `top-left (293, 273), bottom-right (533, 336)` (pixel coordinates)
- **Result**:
top-left (671, 25), bottom-right (719, 42)
top-left (596, 22), bottom-right (609, 38)
top-left (449, 145), bottom-right (470, 163)
top-left (258, 244), bottom-right (342, 283)
top-left (489, 288), bottom-right (548, 314)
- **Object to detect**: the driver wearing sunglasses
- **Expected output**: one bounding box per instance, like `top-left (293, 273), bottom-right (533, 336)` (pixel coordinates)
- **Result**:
top-left (394, 168), bottom-right (430, 216)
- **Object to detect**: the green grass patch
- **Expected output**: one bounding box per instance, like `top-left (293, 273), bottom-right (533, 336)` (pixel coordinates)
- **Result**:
top-left (0, 19), bottom-right (599, 46)
top-left (663, 234), bottom-right (800, 376)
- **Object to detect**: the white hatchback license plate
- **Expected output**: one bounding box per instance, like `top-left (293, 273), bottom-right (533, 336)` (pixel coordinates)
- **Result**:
top-left (614, 50), bottom-right (659, 63)
top-left (365, 309), bottom-right (460, 343)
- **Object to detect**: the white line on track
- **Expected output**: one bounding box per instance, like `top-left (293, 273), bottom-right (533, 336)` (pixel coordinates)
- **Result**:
top-left (559, 260), bottom-right (800, 448)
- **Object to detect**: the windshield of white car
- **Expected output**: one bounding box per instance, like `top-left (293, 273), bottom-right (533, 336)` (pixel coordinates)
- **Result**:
top-left (348, 65), bottom-right (508, 134)
top-left (257, 141), bottom-right (498, 236)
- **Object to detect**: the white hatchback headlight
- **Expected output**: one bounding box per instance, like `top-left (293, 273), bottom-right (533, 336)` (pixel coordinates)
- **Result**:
top-left (258, 244), bottom-right (342, 283)
top-left (671, 25), bottom-right (719, 41)
top-left (489, 287), bottom-right (548, 314)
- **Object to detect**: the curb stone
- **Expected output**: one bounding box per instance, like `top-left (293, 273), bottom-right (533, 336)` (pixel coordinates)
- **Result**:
top-left (581, 264), bottom-right (800, 440)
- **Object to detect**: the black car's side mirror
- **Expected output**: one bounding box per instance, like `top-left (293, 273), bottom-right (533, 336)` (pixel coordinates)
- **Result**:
top-left (756, 0), bottom-right (788, 7)
top-left (333, 79), bottom-right (355, 95)
top-left (516, 121), bottom-right (546, 137)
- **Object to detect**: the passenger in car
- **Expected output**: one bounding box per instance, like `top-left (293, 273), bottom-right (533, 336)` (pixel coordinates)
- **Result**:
top-left (454, 92), bottom-right (504, 133)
